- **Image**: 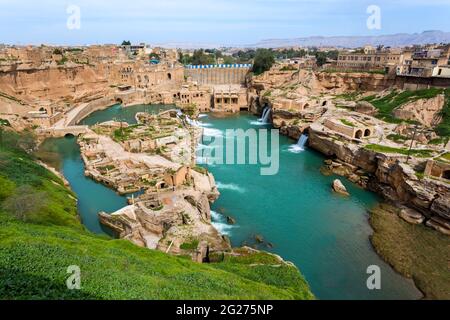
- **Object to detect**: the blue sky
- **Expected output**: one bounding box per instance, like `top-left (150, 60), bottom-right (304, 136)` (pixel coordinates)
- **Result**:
top-left (0, 0), bottom-right (449, 45)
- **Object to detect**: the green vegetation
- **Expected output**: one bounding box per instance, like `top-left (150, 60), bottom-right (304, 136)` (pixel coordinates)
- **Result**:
top-left (112, 125), bottom-right (137, 142)
top-left (121, 40), bottom-right (131, 46)
top-left (428, 137), bottom-right (448, 145)
top-left (362, 88), bottom-right (445, 124)
top-left (180, 239), bottom-right (199, 250)
top-left (179, 49), bottom-right (216, 65)
top-left (0, 130), bottom-right (314, 300)
top-left (279, 65), bottom-right (297, 72)
top-left (0, 219), bottom-right (313, 299)
top-left (182, 103), bottom-right (197, 117)
top-left (212, 249), bottom-right (313, 297)
top-left (415, 171), bottom-right (425, 180)
top-left (0, 130), bottom-right (79, 228)
top-left (436, 88), bottom-right (450, 137)
top-left (370, 204), bottom-right (450, 299)
top-left (52, 48), bottom-right (63, 55)
top-left (387, 133), bottom-right (408, 143)
top-left (334, 91), bottom-right (361, 101)
top-left (340, 119), bottom-right (355, 127)
top-left (231, 50), bottom-right (256, 64)
top-left (149, 52), bottom-right (160, 61)
top-left (364, 144), bottom-right (434, 158)
top-left (192, 166), bottom-right (208, 175)
top-left (263, 90), bottom-right (272, 97)
top-left (252, 49), bottom-right (275, 75)
top-left (440, 153), bottom-right (450, 162)
top-left (57, 56), bottom-right (68, 66)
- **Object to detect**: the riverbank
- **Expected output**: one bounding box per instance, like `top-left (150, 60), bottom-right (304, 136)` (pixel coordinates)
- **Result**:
top-left (370, 203), bottom-right (450, 299)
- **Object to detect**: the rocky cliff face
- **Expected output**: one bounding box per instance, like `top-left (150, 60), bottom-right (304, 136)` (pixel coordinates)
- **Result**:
top-left (315, 72), bottom-right (391, 92)
top-left (393, 94), bottom-right (445, 127)
top-left (252, 69), bottom-right (391, 97)
top-left (0, 65), bottom-right (109, 105)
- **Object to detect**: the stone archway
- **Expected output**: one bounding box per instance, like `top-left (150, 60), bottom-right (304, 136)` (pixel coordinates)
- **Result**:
top-left (364, 129), bottom-right (371, 137)
top-left (355, 130), bottom-right (363, 139)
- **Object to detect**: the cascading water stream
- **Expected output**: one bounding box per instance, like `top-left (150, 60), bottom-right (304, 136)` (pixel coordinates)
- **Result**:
top-left (288, 134), bottom-right (309, 153)
top-left (259, 107), bottom-right (271, 124)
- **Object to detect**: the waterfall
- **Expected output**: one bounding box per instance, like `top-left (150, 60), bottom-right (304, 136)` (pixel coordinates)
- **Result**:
top-left (288, 134), bottom-right (308, 153)
top-left (259, 107), bottom-right (271, 124)
top-left (258, 107), bottom-right (268, 121)
top-left (297, 134), bottom-right (308, 148)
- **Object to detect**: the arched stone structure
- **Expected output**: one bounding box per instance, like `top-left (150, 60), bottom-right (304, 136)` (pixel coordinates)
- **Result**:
top-left (443, 170), bottom-right (450, 180)
top-left (355, 130), bottom-right (363, 139)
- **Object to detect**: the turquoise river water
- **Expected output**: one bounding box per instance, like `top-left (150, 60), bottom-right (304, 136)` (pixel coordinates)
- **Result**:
top-left (40, 104), bottom-right (422, 300)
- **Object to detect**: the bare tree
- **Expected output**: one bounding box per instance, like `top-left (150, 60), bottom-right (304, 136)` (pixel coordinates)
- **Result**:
top-left (2, 185), bottom-right (47, 222)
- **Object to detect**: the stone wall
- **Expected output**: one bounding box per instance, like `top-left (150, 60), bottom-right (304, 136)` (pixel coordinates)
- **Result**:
top-left (186, 66), bottom-right (250, 85)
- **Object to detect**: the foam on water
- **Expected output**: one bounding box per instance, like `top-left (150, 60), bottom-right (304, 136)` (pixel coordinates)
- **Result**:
top-left (216, 182), bottom-right (246, 193)
top-left (249, 120), bottom-right (270, 126)
top-left (287, 144), bottom-right (305, 154)
top-left (203, 127), bottom-right (223, 137)
top-left (211, 210), bottom-right (235, 236)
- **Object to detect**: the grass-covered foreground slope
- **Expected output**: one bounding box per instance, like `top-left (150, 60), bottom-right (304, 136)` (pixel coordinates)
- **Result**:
top-left (0, 130), bottom-right (313, 300)
top-left (370, 204), bottom-right (450, 300)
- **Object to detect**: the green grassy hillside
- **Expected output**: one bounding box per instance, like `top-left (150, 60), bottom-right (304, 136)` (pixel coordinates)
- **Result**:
top-left (0, 130), bottom-right (314, 300)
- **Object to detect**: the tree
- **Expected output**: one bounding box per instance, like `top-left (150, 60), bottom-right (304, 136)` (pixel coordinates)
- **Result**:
top-left (52, 48), bottom-right (63, 55)
top-left (191, 49), bottom-right (215, 65)
top-left (223, 56), bottom-right (236, 64)
top-left (252, 49), bottom-right (275, 75)
top-left (2, 185), bottom-right (47, 222)
top-left (315, 52), bottom-right (327, 67)
top-left (121, 40), bottom-right (131, 46)
top-left (149, 53), bottom-right (160, 61)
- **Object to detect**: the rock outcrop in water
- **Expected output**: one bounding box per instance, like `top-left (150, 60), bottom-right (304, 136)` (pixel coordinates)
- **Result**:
top-left (332, 179), bottom-right (350, 196)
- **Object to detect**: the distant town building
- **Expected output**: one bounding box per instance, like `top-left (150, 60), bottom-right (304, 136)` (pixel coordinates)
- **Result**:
top-left (336, 45), bottom-right (402, 73)
top-left (397, 45), bottom-right (450, 78)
